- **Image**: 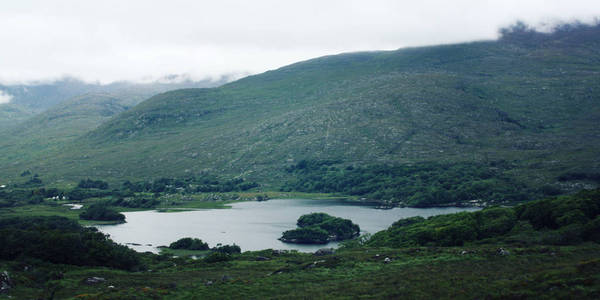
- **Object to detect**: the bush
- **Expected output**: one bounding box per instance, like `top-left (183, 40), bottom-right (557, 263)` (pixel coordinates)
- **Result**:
top-left (169, 237), bottom-right (209, 250)
top-left (212, 244), bottom-right (241, 254)
top-left (203, 252), bottom-right (232, 263)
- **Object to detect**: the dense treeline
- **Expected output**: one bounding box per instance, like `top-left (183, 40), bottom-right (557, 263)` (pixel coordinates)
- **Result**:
top-left (281, 213), bottom-right (360, 244)
top-left (0, 173), bottom-right (259, 208)
top-left (65, 188), bottom-right (112, 201)
top-left (109, 195), bottom-right (159, 208)
top-left (212, 244), bottom-right (241, 254)
top-left (558, 172), bottom-right (600, 182)
top-left (0, 187), bottom-right (63, 207)
top-left (79, 202), bottom-right (125, 222)
top-left (282, 160), bottom-right (538, 207)
top-left (77, 178), bottom-right (109, 189)
top-left (0, 216), bottom-right (142, 271)
top-left (367, 189), bottom-right (600, 247)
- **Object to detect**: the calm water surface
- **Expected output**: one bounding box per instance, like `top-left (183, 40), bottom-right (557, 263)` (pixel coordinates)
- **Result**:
top-left (96, 198), bottom-right (478, 253)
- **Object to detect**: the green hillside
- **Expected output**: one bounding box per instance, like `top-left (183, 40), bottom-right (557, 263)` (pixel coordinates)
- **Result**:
top-left (0, 77), bottom-right (227, 131)
top-left (2, 23), bottom-right (600, 204)
top-left (0, 94), bottom-right (125, 161)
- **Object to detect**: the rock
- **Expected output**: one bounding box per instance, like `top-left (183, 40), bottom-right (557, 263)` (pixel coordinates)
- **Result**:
top-left (221, 275), bottom-right (230, 282)
top-left (166, 282), bottom-right (177, 289)
top-left (497, 248), bottom-right (510, 256)
top-left (384, 257), bottom-right (391, 264)
top-left (1, 271), bottom-right (13, 293)
top-left (256, 256), bottom-right (271, 261)
top-left (108, 285), bottom-right (115, 289)
top-left (272, 249), bottom-right (287, 256)
top-left (305, 260), bottom-right (326, 269)
top-left (205, 280), bottom-right (213, 286)
top-left (84, 277), bottom-right (106, 285)
top-left (314, 248), bottom-right (335, 256)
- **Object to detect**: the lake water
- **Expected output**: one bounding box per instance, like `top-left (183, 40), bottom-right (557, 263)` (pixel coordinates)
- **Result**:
top-left (96, 198), bottom-right (478, 253)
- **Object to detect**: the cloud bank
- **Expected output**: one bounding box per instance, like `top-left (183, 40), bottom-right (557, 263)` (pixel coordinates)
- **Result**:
top-left (0, 0), bottom-right (599, 84)
top-left (0, 91), bottom-right (13, 104)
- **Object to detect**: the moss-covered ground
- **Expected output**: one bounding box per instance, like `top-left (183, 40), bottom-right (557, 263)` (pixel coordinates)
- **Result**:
top-left (1, 244), bottom-right (598, 299)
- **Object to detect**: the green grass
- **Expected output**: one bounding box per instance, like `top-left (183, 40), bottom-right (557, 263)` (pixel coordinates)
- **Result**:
top-left (2, 244), bottom-right (598, 299)
top-left (0, 191), bottom-right (346, 223)
top-left (0, 204), bottom-right (121, 226)
top-left (158, 248), bottom-right (210, 258)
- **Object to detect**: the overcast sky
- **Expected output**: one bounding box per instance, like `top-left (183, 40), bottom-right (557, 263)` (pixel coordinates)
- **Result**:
top-left (0, 0), bottom-right (599, 84)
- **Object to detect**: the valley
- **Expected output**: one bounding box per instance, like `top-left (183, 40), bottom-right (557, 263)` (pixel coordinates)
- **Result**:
top-left (1, 22), bottom-right (599, 299)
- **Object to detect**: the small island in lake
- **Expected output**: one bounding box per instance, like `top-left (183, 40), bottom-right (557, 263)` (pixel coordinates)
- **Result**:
top-left (280, 212), bottom-right (360, 244)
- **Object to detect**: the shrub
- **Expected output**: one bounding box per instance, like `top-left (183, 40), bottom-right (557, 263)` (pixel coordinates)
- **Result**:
top-left (212, 244), bottom-right (241, 254)
top-left (203, 252), bottom-right (231, 263)
top-left (169, 237), bottom-right (209, 250)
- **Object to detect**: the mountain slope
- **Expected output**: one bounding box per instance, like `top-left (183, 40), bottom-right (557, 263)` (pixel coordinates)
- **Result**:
top-left (3, 23), bottom-right (600, 192)
top-left (0, 76), bottom-right (228, 131)
top-left (0, 94), bottom-right (129, 169)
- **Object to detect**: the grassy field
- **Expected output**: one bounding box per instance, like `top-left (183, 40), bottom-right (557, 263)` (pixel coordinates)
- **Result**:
top-left (0, 191), bottom-right (347, 224)
top-left (1, 244), bottom-right (598, 299)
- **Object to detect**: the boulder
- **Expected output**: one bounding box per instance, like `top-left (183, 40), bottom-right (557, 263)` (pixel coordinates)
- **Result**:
top-left (1, 271), bottom-right (13, 293)
top-left (272, 249), bottom-right (288, 256)
top-left (256, 256), bottom-right (271, 261)
top-left (314, 248), bottom-right (335, 256)
top-left (84, 277), bottom-right (106, 285)
top-left (497, 248), bottom-right (510, 256)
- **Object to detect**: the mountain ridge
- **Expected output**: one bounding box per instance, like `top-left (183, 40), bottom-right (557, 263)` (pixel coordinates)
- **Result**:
top-left (1, 23), bottom-right (599, 196)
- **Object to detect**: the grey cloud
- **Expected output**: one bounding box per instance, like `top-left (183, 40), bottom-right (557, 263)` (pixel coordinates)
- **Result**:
top-left (0, 0), bottom-right (599, 84)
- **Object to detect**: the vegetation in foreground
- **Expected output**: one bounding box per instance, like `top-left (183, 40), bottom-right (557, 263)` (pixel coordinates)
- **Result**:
top-left (0, 189), bottom-right (598, 299)
top-left (367, 189), bottom-right (600, 248)
top-left (0, 216), bottom-right (142, 272)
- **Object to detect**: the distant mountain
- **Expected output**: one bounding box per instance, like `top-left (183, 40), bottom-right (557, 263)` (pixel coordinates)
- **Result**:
top-left (0, 76), bottom-right (228, 130)
top-left (2, 23), bottom-right (599, 196)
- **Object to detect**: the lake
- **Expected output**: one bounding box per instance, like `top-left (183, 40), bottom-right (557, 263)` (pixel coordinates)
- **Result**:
top-left (96, 198), bottom-right (479, 253)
